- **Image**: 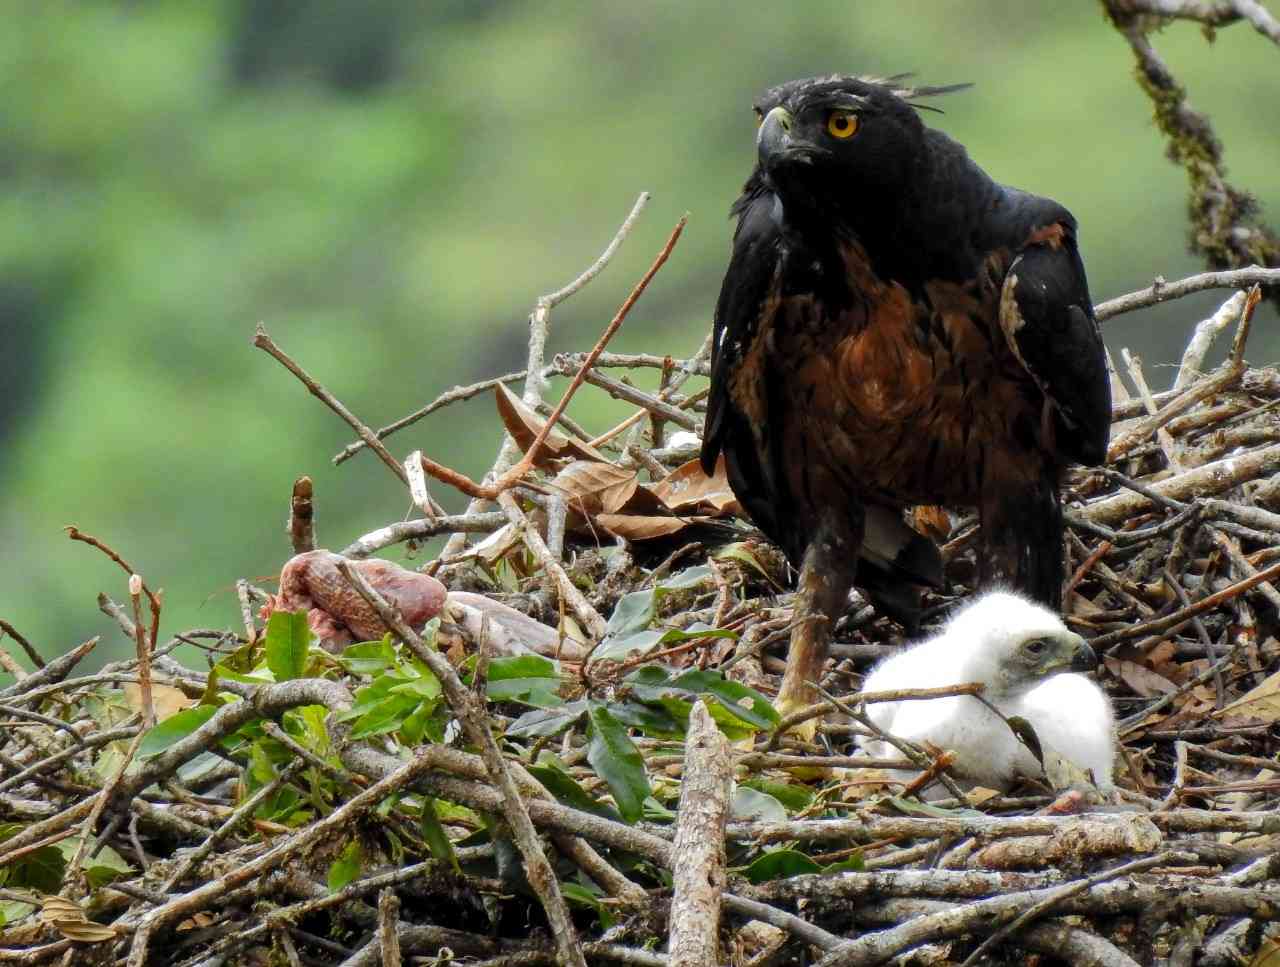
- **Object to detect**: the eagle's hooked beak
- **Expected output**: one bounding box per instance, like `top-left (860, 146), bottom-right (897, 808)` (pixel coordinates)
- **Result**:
top-left (1068, 633), bottom-right (1098, 673)
top-left (757, 106), bottom-right (797, 167)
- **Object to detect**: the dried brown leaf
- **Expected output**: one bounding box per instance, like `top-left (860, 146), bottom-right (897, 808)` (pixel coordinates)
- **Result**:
top-left (1215, 668), bottom-right (1280, 721)
top-left (494, 383), bottom-right (607, 467)
top-left (651, 455), bottom-right (742, 515)
top-left (125, 683), bottom-right (192, 720)
top-left (965, 786), bottom-right (1002, 806)
top-left (1146, 640), bottom-right (1177, 669)
top-left (549, 461), bottom-right (639, 516)
top-left (595, 513), bottom-right (695, 540)
top-left (52, 919), bottom-right (118, 943)
top-left (1104, 657), bottom-right (1177, 699)
top-left (40, 897), bottom-right (116, 943)
top-left (40, 897), bottom-right (84, 921)
top-left (1250, 939), bottom-right (1280, 967)
top-left (910, 505), bottom-right (952, 544)
top-left (1066, 591), bottom-right (1105, 616)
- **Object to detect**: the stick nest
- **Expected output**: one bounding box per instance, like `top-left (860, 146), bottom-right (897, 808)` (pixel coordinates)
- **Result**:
top-left (3, 214), bottom-right (1280, 967)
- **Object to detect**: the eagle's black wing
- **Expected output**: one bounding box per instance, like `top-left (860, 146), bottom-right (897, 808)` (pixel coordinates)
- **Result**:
top-left (701, 181), bottom-right (788, 545)
top-left (998, 217), bottom-right (1111, 466)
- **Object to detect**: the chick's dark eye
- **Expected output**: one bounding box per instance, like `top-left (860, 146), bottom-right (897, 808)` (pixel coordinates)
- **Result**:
top-left (827, 111), bottom-right (859, 139)
top-left (1025, 639), bottom-right (1047, 655)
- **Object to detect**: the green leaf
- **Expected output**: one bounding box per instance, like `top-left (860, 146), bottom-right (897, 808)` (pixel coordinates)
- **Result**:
top-left (713, 542), bottom-right (780, 587)
top-left (590, 629), bottom-right (664, 663)
top-left (560, 880), bottom-right (615, 929)
top-left (348, 694), bottom-right (423, 739)
top-left (210, 664), bottom-right (275, 685)
top-left (327, 839), bottom-right (363, 892)
top-left (78, 843), bottom-right (133, 888)
top-left (743, 849), bottom-right (821, 884)
top-left (337, 672), bottom-right (410, 722)
top-left (822, 852), bottom-right (865, 874)
top-left (507, 701), bottom-right (587, 738)
top-left (560, 881), bottom-right (602, 907)
top-left (418, 797), bottom-right (459, 872)
top-left (138, 705), bottom-right (219, 758)
top-left (398, 699), bottom-right (439, 745)
top-left (489, 654), bottom-right (558, 680)
top-left (702, 701), bottom-right (760, 741)
top-left (642, 796), bottom-right (677, 821)
top-left (247, 740), bottom-right (277, 788)
top-left (731, 786), bottom-right (789, 823)
top-left (258, 786), bottom-right (305, 824)
top-left (3, 845), bottom-right (64, 893)
top-left (586, 701), bottom-right (650, 823)
top-left (265, 609), bottom-right (312, 682)
top-left (527, 763), bottom-right (618, 819)
top-left (670, 670), bottom-right (779, 729)
top-left (740, 779), bottom-right (814, 813)
top-left (656, 623), bottom-right (738, 646)
top-left (607, 698), bottom-right (684, 740)
top-left (485, 654), bottom-right (562, 707)
top-left (604, 590), bottom-right (657, 638)
top-left (882, 797), bottom-right (984, 818)
top-left (0, 897), bottom-right (36, 927)
top-left (337, 636), bottom-right (397, 676)
top-left (389, 674), bottom-right (442, 700)
top-left (625, 666), bottom-right (671, 686)
top-left (655, 564), bottom-right (713, 590)
top-left (283, 704), bottom-right (330, 752)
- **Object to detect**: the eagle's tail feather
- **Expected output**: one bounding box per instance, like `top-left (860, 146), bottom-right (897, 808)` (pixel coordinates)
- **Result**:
top-left (978, 469), bottom-right (1065, 611)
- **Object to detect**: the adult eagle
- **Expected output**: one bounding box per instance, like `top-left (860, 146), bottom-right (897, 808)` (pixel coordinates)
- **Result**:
top-left (700, 75), bottom-right (1110, 723)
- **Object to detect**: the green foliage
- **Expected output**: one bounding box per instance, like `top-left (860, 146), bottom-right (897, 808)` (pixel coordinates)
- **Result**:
top-left (0, 897), bottom-right (36, 927)
top-left (0, 823), bottom-right (65, 894)
top-left (327, 839), bottom-right (363, 893)
top-left (332, 624), bottom-right (447, 743)
top-left (138, 705), bottom-right (220, 758)
top-left (560, 880), bottom-right (616, 930)
top-left (60, 840), bottom-right (133, 890)
top-left (264, 609), bottom-right (312, 682)
top-left (586, 702), bottom-right (650, 824)
top-left (730, 786), bottom-right (788, 823)
top-left (593, 566), bottom-right (737, 663)
top-left (742, 848), bottom-right (864, 884)
top-left (485, 654), bottom-right (562, 707)
top-left (417, 797), bottom-right (460, 872)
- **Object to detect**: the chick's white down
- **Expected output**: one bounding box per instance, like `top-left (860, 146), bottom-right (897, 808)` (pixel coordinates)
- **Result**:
top-left (858, 591), bottom-right (1114, 793)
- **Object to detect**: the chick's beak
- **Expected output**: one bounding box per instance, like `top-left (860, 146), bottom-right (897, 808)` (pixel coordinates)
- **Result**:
top-left (1068, 633), bottom-right (1098, 673)
top-left (757, 106), bottom-right (795, 168)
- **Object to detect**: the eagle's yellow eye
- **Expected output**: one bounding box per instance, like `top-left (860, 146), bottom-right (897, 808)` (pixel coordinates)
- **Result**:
top-left (754, 109), bottom-right (764, 127)
top-left (827, 111), bottom-right (859, 139)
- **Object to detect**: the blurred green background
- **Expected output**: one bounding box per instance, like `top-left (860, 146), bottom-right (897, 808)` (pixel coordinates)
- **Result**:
top-left (3, 1), bottom-right (1279, 676)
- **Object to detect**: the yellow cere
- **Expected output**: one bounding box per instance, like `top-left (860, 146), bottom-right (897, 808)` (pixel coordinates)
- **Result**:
top-left (827, 111), bottom-right (858, 139)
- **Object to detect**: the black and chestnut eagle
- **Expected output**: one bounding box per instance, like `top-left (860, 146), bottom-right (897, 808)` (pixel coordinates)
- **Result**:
top-left (701, 75), bottom-right (1111, 723)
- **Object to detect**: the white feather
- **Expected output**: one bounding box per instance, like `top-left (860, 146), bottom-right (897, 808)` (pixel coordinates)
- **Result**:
top-left (859, 591), bottom-right (1114, 793)
top-left (1012, 673), bottom-right (1115, 791)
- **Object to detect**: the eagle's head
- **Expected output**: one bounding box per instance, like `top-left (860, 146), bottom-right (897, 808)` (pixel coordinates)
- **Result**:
top-left (749, 74), bottom-right (966, 223)
top-left (943, 590), bottom-right (1097, 700)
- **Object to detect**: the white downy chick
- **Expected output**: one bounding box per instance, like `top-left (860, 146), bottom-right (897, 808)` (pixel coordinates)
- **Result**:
top-left (859, 591), bottom-right (1113, 794)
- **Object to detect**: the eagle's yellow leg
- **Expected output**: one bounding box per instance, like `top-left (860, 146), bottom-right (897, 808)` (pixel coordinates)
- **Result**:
top-left (776, 527), bottom-right (859, 742)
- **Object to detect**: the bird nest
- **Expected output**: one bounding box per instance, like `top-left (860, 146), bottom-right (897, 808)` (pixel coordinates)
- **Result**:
top-left (3, 200), bottom-right (1280, 967)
